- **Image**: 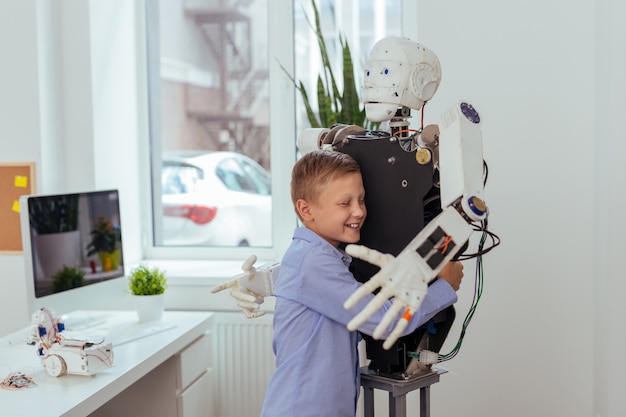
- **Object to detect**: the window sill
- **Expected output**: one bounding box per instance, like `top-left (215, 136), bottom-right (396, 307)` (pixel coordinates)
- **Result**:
top-left (136, 259), bottom-right (276, 313)
top-left (136, 259), bottom-right (244, 286)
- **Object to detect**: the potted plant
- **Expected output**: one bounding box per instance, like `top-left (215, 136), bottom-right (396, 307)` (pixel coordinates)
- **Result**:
top-left (128, 265), bottom-right (168, 322)
top-left (28, 194), bottom-right (79, 235)
top-left (86, 215), bottom-right (122, 272)
top-left (279, 0), bottom-right (376, 130)
top-left (51, 265), bottom-right (85, 293)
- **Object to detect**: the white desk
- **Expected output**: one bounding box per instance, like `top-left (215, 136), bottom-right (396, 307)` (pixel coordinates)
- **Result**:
top-left (0, 310), bottom-right (214, 417)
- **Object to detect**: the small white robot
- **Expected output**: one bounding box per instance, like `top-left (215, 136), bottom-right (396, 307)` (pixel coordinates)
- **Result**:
top-left (29, 308), bottom-right (114, 377)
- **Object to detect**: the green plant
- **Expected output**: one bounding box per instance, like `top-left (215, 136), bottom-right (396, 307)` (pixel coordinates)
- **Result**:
top-left (279, 0), bottom-right (375, 129)
top-left (52, 265), bottom-right (85, 293)
top-left (28, 195), bottom-right (79, 234)
top-left (86, 215), bottom-right (121, 256)
top-left (128, 265), bottom-right (167, 295)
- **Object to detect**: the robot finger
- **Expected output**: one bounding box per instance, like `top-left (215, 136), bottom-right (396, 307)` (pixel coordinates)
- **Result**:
top-left (346, 291), bottom-right (388, 331)
top-left (382, 317), bottom-right (410, 350)
top-left (241, 254), bottom-right (258, 272)
top-left (372, 299), bottom-right (404, 340)
top-left (345, 244), bottom-right (392, 268)
top-left (236, 300), bottom-right (261, 310)
top-left (230, 289), bottom-right (258, 303)
top-left (209, 278), bottom-right (239, 293)
top-left (343, 277), bottom-right (381, 311)
top-left (242, 308), bottom-right (266, 319)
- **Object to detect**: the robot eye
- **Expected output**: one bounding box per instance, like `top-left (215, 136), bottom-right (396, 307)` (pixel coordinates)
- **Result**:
top-left (365, 70), bottom-right (370, 77)
top-left (383, 68), bottom-right (390, 75)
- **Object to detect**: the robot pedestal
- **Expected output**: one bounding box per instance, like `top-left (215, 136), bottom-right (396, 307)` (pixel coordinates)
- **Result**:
top-left (360, 367), bottom-right (446, 417)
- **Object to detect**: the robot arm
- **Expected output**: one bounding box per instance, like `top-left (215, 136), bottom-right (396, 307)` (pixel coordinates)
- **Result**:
top-left (29, 308), bottom-right (114, 377)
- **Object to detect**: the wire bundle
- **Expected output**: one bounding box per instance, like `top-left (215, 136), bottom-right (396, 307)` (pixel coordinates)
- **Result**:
top-left (409, 218), bottom-right (500, 365)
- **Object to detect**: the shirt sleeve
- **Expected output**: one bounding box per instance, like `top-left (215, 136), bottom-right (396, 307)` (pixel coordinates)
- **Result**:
top-left (290, 245), bottom-right (457, 339)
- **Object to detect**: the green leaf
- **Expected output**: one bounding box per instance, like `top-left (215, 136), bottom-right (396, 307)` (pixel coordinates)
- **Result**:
top-left (52, 265), bottom-right (85, 292)
top-left (340, 36), bottom-right (361, 125)
top-left (280, 0), bottom-right (370, 130)
top-left (317, 75), bottom-right (336, 127)
top-left (298, 81), bottom-right (321, 127)
top-left (129, 265), bottom-right (168, 295)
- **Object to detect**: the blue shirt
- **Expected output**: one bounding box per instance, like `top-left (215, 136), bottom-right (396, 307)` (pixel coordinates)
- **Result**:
top-left (260, 227), bottom-right (457, 417)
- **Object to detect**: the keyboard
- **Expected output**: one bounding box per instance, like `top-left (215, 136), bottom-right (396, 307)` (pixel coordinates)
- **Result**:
top-left (101, 322), bottom-right (177, 346)
top-left (62, 311), bottom-right (111, 331)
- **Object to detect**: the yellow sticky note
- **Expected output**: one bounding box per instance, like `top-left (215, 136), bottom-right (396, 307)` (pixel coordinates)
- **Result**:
top-left (15, 175), bottom-right (28, 188)
top-left (12, 200), bottom-right (20, 213)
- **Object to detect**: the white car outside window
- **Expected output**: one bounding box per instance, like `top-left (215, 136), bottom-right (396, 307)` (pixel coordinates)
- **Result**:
top-left (160, 152), bottom-right (272, 247)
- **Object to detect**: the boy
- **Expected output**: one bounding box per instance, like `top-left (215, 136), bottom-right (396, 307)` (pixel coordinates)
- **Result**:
top-left (260, 150), bottom-right (462, 417)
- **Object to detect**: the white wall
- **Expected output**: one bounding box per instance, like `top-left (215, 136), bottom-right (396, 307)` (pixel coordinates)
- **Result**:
top-left (0, 0), bottom-right (145, 334)
top-left (413, 1), bottom-right (597, 416)
top-left (0, 1), bottom-right (625, 416)
top-left (0, 0), bottom-right (43, 333)
top-left (400, 1), bottom-right (624, 417)
top-left (593, 1), bottom-right (626, 416)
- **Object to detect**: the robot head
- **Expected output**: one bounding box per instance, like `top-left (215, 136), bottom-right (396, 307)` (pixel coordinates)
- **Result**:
top-left (363, 37), bottom-right (442, 122)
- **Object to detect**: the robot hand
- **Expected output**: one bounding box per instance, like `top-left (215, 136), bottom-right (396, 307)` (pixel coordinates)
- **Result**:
top-left (343, 244), bottom-right (429, 350)
top-left (344, 206), bottom-right (473, 350)
top-left (210, 255), bottom-right (279, 318)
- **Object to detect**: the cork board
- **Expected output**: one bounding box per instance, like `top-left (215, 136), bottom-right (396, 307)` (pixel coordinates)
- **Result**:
top-left (0, 163), bottom-right (35, 253)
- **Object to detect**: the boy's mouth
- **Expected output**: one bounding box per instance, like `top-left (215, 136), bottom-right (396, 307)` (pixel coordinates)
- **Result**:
top-left (346, 223), bottom-right (360, 229)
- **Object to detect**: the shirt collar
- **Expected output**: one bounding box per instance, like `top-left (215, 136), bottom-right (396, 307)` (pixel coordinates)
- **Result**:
top-left (293, 227), bottom-right (353, 266)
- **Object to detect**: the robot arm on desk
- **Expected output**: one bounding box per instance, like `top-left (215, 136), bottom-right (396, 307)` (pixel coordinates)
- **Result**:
top-left (211, 37), bottom-right (499, 349)
top-left (28, 308), bottom-right (114, 377)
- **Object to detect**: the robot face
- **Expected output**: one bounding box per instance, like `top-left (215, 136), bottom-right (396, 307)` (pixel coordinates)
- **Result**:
top-left (362, 37), bottom-right (442, 122)
top-left (363, 59), bottom-right (407, 122)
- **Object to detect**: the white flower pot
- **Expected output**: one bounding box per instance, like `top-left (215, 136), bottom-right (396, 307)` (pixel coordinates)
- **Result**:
top-left (34, 230), bottom-right (81, 281)
top-left (133, 293), bottom-right (165, 323)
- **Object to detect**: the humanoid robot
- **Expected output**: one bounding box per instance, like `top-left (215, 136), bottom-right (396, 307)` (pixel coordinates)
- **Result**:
top-left (212, 36), bottom-right (496, 376)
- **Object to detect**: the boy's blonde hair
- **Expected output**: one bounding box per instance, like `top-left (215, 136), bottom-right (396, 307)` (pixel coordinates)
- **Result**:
top-left (291, 150), bottom-right (361, 220)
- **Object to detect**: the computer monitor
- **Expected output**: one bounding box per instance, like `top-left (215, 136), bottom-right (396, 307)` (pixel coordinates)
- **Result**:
top-left (20, 189), bottom-right (128, 323)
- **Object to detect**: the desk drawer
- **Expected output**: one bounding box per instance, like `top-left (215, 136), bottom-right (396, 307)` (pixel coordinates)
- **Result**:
top-left (177, 331), bottom-right (212, 390)
top-left (178, 368), bottom-right (214, 417)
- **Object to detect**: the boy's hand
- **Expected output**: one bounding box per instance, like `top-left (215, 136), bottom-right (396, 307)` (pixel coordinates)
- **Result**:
top-left (437, 261), bottom-right (464, 291)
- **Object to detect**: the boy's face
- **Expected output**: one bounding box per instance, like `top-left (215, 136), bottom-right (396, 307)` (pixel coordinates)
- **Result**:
top-left (298, 172), bottom-right (367, 247)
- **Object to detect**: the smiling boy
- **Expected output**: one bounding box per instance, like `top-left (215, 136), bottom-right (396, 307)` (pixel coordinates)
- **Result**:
top-left (260, 150), bottom-right (461, 417)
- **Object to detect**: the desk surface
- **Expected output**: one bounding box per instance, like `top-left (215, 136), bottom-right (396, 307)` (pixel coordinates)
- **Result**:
top-left (0, 310), bottom-right (213, 417)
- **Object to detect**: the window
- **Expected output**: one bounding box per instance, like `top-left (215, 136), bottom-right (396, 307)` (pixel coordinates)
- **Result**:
top-left (145, 0), bottom-right (402, 260)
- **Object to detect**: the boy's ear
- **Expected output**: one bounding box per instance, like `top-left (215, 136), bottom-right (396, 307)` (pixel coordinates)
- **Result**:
top-left (296, 198), bottom-right (313, 221)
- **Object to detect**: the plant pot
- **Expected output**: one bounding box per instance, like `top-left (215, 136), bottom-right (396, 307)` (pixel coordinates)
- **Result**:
top-left (33, 230), bottom-right (81, 280)
top-left (98, 249), bottom-right (120, 272)
top-left (133, 293), bottom-right (165, 323)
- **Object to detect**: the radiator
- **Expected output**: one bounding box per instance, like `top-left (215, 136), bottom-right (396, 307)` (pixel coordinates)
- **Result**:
top-left (212, 312), bottom-right (275, 417)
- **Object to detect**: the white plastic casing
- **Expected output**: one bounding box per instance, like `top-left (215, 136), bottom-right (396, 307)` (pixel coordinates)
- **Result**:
top-left (438, 102), bottom-right (487, 222)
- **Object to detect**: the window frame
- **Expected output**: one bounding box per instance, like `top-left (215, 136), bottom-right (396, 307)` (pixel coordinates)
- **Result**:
top-left (139, 0), bottom-right (415, 262)
top-left (141, 0), bottom-right (295, 261)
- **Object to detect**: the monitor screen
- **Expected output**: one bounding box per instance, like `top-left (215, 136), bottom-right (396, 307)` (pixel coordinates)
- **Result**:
top-left (20, 189), bottom-right (127, 320)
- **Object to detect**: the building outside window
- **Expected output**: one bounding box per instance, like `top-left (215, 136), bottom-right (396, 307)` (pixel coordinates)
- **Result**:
top-left (145, 0), bottom-right (401, 260)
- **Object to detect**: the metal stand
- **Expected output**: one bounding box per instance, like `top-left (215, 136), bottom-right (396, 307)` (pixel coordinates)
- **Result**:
top-left (360, 367), bottom-right (447, 417)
